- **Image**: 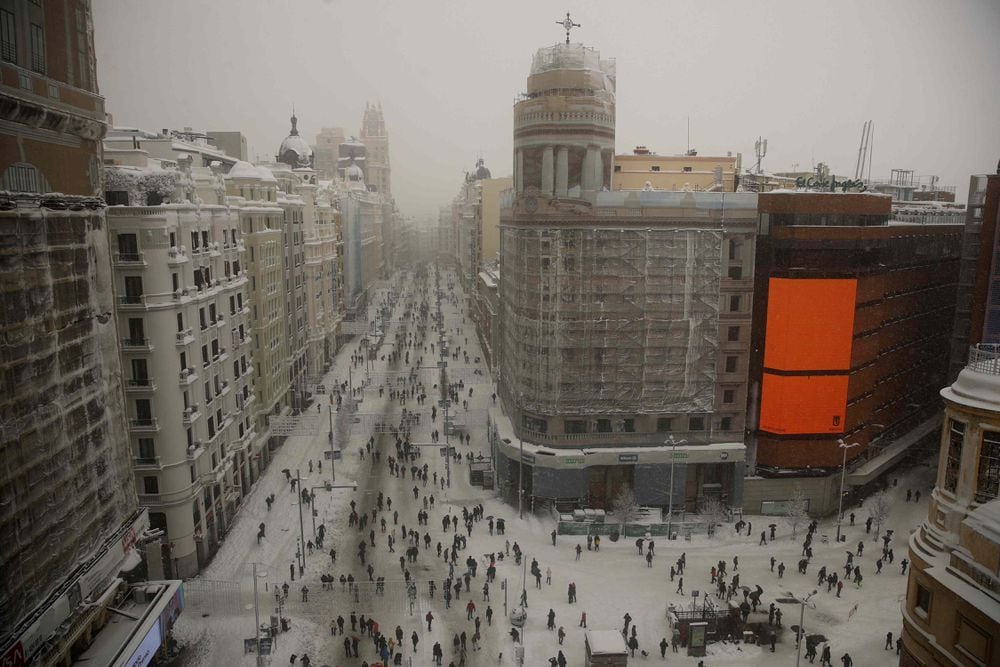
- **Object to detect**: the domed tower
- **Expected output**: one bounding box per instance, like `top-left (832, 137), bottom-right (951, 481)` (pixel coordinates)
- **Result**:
top-left (277, 111), bottom-right (313, 168)
top-left (513, 39), bottom-right (616, 202)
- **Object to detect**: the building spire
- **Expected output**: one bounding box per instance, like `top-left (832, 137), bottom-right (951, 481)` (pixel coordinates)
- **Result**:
top-left (556, 12), bottom-right (580, 45)
top-left (290, 106), bottom-right (299, 136)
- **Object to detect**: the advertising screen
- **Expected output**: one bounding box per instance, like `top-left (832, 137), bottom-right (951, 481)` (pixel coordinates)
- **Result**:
top-left (764, 278), bottom-right (857, 371)
top-left (759, 372), bottom-right (848, 435)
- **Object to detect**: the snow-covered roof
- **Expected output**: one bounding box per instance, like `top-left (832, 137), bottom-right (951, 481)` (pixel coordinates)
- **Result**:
top-left (256, 166), bottom-right (277, 183)
top-left (227, 160), bottom-right (260, 180)
top-left (586, 630), bottom-right (627, 655)
top-left (964, 500), bottom-right (1000, 543)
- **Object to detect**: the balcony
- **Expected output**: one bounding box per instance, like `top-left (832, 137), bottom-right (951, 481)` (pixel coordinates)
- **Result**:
top-left (179, 367), bottom-right (197, 385)
top-left (176, 329), bottom-right (194, 346)
top-left (220, 380), bottom-right (232, 397)
top-left (125, 377), bottom-right (157, 393)
top-left (128, 418), bottom-right (159, 432)
top-left (118, 295), bottom-right (147, 310)
top-left (167, 247), bottom-right (189, 266)
top-left (182, 406), bottom-right (201, 426)
top-left (214, 314), bottom-right (226, 328)
top-left (120, 337), bottom-right (154, 352)
top-left (186, 441), bottom-right (204, 461)
top-left (114, 252), bottom-right (147, 267)
top-left (134, 456), bottom-right (162, 470)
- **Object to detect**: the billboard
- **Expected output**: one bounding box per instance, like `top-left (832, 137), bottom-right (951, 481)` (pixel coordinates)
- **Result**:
top-left (764, 278), bottom-right (857, 371)
top-left (759, 373), bottom-right (848, 435)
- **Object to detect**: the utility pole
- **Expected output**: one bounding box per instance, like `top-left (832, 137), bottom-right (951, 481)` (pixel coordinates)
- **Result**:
top-left (836, 439), bottom-right (860, 543)
top-left (252, 562), bottom-right (262, 667)
top-left (665, 435), bottom-right (686, 538)
top-left (296, 469), bottom-right (306, 573)
top-left (328, 401), bottom-right (336, 484)
top-left (518, 436), bottom-right (524, 520)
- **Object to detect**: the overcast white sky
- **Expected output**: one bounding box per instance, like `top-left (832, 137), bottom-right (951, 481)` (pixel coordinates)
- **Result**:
top-left (94, 0), bottom-right (1000, 220)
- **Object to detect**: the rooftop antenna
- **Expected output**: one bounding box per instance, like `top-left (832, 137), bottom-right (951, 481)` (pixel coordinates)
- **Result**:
top-left (557, 12), bottom-right (580, 44)
top-left (854, 120), bottom-right (873, 180)
top-left (754, 136), bottom-right (768, 175)
top-left (687, 117), bottom-right (690, 155)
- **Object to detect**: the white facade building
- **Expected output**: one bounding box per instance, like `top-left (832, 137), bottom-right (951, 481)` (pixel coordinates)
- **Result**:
top-left (105, 147), bottom-right (257, 577)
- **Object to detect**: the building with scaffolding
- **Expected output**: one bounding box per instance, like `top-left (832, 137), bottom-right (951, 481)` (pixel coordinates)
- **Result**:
top-left (1, 2), bottom-right (165, 663)
top-left (744, 190), bottom-right (964, 513)
top-left (491, 40), bottom-right (753, 511)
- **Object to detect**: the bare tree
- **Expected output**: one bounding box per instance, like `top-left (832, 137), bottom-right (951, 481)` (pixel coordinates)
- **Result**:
top-left (610, 486), bottom-right (641, 532)
top-left (785, 484), bottom-right (810, 538)
top-left (699, 497), bottom-right (728, 538)
top-left (866, 490), bottom-right (892, 542)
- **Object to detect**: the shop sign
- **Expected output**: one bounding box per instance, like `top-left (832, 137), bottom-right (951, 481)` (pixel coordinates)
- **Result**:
top-left (562, 457), bottom-right (585, 466)
top-left (618, 454), bottom-right (639, 463)
top-left (795, 176), bottom-right (867, 192)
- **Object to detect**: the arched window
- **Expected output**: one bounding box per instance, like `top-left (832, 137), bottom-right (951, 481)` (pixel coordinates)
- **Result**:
top-left (1, 162), bottom-right (49, 193)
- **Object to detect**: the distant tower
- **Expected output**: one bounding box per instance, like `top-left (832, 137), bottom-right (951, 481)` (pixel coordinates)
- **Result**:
top-left (513, 32), bottom-right (616, 202)
top-left (360, 102), bottom-right (391, 196)
top-left (277, 110), bottom-right (313, 168)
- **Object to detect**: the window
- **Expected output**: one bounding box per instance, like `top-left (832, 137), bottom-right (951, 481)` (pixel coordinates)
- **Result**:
top-left (105, 191), bottom-right (129, 206)
top-left (123, 276), bottom-right (143, 301)
top-left (651, 165), bottom-right (660, 172)
top-left (729, 295), bottom-right (741, 312)
top-left (727, 266), bottom-right (743, 280)
top-left (565, 419), bottom-right (587, 434)
top-left (656, 417), bottom-right (673, 433)
top-left (682, 166), bottom-right (693, 173)
top-left (975, 430), bottom-right (1000, 503)
top-left (127, 318), bottom-right (145, 344)
top-left (0, 10), bottom-right (15, 64)
top-left (137, 438), bottom-right (155, 461)
top-left (143, 476), bottom-right (159, 494)
top-left (723, 389), bottom-right (735, 404)
top-left (613, 165), bottom-right (621, 173)
top-left (944, 419), bottom-right (964, 493)
top-left (725, 356), bottom-right (738, 373)
top-left (176, 313), bottom-right (184, 332)
top-left (914, 584), bottom-right (931, 619)
top-left (689, 416), bottom-right (705, 431)
top-left (29, 23), bottom-right (44, 74)
top-left (727, 326), bottom-right (740, 342)
top-left (728, 239), bottom-right (740, 261)
top-left (955, 616), bottom-right (990, 665)
top-left (720, 417), bottom-right (733, 431)
top-left (541, 257), bottom-right (550, 270)
top-left (623, 418), bottom-right (635, 432)
top-left (563, 257), bottom-right (575, 272)
top-left (595, 419), bottom-right (612, 433)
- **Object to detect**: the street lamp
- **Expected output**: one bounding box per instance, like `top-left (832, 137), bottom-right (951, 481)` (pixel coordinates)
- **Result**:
top-left (776, 590), bottom-right (817, 667)
top-left (518, 435), bottom-right (524, 520)
top-left (835, 439), bottom-right (860, 542)
top-left (665, 435), bottom-right (687, 539)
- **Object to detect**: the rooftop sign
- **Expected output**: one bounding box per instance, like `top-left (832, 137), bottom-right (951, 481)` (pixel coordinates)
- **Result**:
top-left (795, 176), bottom-right (867, 192)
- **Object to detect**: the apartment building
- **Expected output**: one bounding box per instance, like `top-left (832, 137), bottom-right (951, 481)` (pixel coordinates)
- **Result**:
top-left (104, 148), bottom-right (256, 577)
top-left (225, 161), bottom-right (291, 450)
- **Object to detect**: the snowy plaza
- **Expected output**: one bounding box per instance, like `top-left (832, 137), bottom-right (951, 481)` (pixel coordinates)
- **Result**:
top-left (172, 268), bottom-right (932, 667)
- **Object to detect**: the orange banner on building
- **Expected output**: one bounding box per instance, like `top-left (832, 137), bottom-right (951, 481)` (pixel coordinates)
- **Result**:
top-left (764, 278), bottom-right (857, 371)
top-left (759, 372), bottom-right (848, 435)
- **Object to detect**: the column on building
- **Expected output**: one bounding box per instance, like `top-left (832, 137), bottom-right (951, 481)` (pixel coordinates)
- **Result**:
top-left (541, 145), bottom-right (554, 197)
top-left (555, 147), bottom-right (569, 197)
top-left (515, 149), bottom-right (524, 193)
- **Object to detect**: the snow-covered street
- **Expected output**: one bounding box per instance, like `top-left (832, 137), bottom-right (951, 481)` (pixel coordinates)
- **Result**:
top-left (172, 266), bottom-right (931, 667)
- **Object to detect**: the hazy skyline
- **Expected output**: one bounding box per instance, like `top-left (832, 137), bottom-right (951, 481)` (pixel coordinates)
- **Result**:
top-left (94, 0), bottom-right (1000, 219)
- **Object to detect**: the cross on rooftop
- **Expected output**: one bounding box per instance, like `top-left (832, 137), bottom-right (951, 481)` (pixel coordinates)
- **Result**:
top-left (557, 12), bottom-right (580, 45)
